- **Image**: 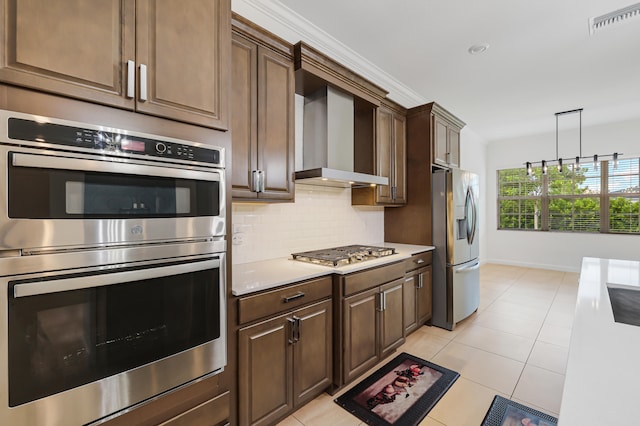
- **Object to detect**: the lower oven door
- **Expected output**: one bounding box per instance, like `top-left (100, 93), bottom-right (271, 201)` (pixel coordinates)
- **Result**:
top-left (0, 242), bottom-right (226, 425)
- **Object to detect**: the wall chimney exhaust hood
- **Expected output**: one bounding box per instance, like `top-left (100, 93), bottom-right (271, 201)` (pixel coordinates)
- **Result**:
top-left (295, 86), bottom-right (388, 188)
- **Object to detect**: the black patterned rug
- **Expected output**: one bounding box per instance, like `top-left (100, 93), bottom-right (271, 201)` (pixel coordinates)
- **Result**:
top-left (481, 395), bottom-right (558, 426)
top-left (334, 352), bottom-right (459, 426)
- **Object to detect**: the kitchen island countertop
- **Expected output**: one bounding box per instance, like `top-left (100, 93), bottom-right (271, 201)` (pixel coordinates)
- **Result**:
top-left (232, 242), bottom-right (434, 296)
top-left (559, 257), bottom-right (640, 425)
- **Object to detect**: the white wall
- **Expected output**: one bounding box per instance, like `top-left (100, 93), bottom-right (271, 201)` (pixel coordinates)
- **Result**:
top-left (460, 128), bottom-right (489, 264)
top-left (485, 117), bottom-right (640, 272)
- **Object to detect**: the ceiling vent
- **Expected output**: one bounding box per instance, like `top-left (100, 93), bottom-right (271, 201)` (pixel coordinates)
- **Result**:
top-left (589, 2), bottom-right (640, 35)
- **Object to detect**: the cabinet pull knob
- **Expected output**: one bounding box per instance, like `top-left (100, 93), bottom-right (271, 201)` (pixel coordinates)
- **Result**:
top-left (139, 63), bottom-right (148, 101)
top-left (126, 60), bottom-right (135, 98)
top-left (283, 291), bottom-right (305, 303)
top-left (415, 259), bottom-right (425, 264)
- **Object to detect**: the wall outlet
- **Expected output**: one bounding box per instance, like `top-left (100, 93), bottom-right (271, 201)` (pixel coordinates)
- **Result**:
top-left (232, 233), bottom-right (244, 245)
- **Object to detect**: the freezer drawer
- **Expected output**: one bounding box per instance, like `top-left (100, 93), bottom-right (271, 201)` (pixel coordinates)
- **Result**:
top-left (451, 259), bottom-right (480, 323)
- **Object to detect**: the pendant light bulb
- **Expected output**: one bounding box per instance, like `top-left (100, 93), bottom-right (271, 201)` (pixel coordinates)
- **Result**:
top-left (593, 154), bottom-right (599, 171)
top-left (613, 152), bottom-right (619, 169)
top-left (542, 160), bottom-right (548, 175)
top-left (557, 158), bottom-right (563, 173)
top-left (526, 162), bottom-right (532, 176)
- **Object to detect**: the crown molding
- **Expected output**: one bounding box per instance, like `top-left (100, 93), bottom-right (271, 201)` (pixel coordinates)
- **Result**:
top-left (232, 0), bottom-right (428, 108)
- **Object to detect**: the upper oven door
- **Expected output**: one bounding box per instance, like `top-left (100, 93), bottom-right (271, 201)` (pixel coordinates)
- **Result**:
top-left (0, 145), bottom-right (225, 251)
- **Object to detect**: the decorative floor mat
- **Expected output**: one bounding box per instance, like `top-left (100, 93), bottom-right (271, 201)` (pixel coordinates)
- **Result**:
top-left (335, 352), bottom-right (459, 426)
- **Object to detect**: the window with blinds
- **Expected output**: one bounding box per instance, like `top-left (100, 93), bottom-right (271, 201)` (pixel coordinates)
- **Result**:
top-left (497, 157), bottom-right (640, 234)
top-left (608, 158), bottom-right (640, 233)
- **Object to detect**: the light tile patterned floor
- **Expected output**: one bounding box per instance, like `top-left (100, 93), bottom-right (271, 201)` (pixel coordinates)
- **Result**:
top-left (278, 264), bottom-right (578, 426)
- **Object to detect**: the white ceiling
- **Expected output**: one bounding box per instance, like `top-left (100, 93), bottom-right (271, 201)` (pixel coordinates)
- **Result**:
top-left (244, 0), bottom-right (640, 142)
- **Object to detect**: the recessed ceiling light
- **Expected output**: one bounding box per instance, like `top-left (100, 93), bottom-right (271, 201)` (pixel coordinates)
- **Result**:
top-left (468, 43), bottom-right (490, 55)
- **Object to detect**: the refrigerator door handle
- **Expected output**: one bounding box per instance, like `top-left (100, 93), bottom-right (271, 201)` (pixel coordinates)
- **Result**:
top-left (465, 187), bottom-right (477, 245)
top-left (455, 262), bottom-right (480, 273)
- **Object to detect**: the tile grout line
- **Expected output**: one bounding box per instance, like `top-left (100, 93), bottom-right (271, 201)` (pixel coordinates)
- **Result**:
top-left (507, 274), bottom-right (563, 404)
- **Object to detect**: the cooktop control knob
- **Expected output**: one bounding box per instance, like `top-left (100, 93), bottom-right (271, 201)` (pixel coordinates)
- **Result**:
top-left (155, 142), bottom-right (167, 153)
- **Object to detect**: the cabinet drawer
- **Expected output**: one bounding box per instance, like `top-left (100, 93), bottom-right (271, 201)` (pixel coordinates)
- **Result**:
top-left (159, 390), bottom-right (230, 426)
top-left (404, 251), bottom-right (433, 272)
top-left (238, 276), bottom-right (332, 324)
top-left (343, 261), bottom-right (405, 296)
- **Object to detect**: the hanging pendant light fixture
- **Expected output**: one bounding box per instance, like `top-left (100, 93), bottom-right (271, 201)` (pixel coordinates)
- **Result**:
top-left (524, 108), bottom-right (622, 176)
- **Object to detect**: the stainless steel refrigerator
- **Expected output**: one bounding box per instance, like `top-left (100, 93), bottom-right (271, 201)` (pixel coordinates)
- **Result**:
top-left (432, 168), bottom-right (480, 330)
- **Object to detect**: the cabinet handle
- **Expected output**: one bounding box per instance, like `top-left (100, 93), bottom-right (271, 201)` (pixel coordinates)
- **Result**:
top-left (126, 60), bottom-right (135, 98)
top-left (417, 274), bottom-right (423, 289)
top-left (381, 292), bottom-right (387, 311)
top-left (415, 259), bottom-right (425, 265)
top-left (250, 170), bottom-right (259, 193)
top-left (446, 152), bottom-right (451, 164)
top-left (139, 63), bottom-right (148, 101)
top-left (294, 316), bottom-right (301, 343)
top-left (259, 170), bottom-right (266, 193)
top-left (287, 317), bottom-right (296, 344)
top-left (283, 291), bottom-right (305, 303)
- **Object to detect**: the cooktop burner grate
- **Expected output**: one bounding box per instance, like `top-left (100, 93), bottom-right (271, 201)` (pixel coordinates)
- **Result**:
top-left (291, 245), bottom-right (396, 267)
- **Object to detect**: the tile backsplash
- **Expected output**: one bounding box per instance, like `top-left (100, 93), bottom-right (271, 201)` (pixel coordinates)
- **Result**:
top-left (231, 183), bottom-right (384, 264)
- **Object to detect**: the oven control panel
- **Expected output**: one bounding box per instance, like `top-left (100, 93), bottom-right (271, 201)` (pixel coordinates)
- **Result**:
top-left (7, 118), bottom-right (222, 165)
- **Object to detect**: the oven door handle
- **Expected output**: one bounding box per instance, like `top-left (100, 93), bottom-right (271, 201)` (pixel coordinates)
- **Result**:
top-left (13, 258), bottom-right (221, 298)
top-left (12, 152), bottom-right (221, 182)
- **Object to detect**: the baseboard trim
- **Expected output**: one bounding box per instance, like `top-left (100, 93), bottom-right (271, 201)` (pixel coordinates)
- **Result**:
top-left (482, 258), bottom-right (580, 273)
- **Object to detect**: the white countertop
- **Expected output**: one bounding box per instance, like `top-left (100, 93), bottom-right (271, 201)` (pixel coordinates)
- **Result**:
top-left (559, 257), bottom-right (640, 425)
top-left (232, 242), bottom-right (434, 296)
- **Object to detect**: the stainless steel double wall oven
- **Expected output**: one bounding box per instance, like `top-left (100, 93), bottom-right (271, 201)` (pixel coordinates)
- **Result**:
top-left (0, 110), bottom-right (227, 425)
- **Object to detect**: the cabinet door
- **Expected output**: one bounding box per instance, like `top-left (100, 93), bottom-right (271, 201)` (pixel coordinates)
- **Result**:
top-left (136, 0), bottom-right (230, 129)
top-left (432, 115), bottom-right (449, 166)
top-left (292, 300), bottom-right (332, 408)
top-left (231, 33), bottom-right (259, 199)
top-left (417, 265), bottom-right (433, 325)
top-left (379, 278), bottom-right (405, 359)
top-left (448, 127), bottom-right (460, 168)
top-left (376, 107), bottom-right (393, 203)
top-left (343, 287), bottom-right (379, 384)
top-left (238, 314), bottom-right (294, 426)
top-left (257, 46), bottom-right (295, 201)
top-left (0, 0), bottom-right (135, 108)
top-left (392, 113), bottom-right (407, 204)
top-left (403, 273), bottom-right (418, 335)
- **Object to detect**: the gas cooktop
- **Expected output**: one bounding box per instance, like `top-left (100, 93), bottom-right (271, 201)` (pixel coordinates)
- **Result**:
top-left (291, 245), bottom-right (396, 267)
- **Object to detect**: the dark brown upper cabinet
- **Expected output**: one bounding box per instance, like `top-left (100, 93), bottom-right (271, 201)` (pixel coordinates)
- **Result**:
top-left (429, 103), bottom-right (465, 169)
top-left (0, 0), bottom-right (230, 130)
top-left (231, 14), bottom-right (295, 202)
top-left (353, 99), bottom-right (407, 206)
top-left (384, 102), bottom-right (465, 246)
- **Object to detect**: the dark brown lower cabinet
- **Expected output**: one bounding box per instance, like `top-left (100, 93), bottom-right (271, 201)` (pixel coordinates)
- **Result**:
top-left (238, 299), bottom-right (332, 426)
top-left (342, 277), bottom-right (404, 384)
top-left (404, 253), bottom-right (434, 335)
top-left (417, 266), bottom-right (433, 326)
